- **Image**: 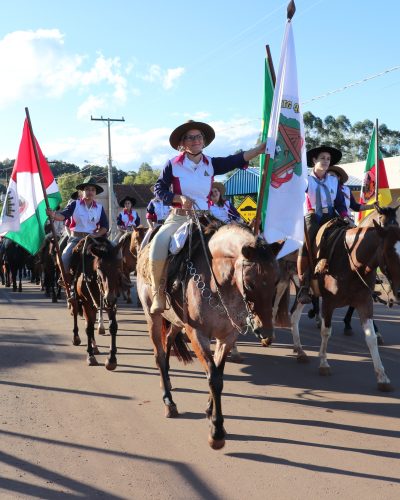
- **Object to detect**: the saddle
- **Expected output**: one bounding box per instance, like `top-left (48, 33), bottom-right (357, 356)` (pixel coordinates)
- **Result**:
top-left (314, 217), bottom-right (350, 275)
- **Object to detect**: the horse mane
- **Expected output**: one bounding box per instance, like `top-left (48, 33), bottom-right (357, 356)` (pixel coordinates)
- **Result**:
top-left (73, 236), bottom-right (118, 260)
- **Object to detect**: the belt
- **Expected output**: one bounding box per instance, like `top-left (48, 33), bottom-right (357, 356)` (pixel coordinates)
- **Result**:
top-left (308, 208), bottom-right (329, 214)
top-left (157, 219), bottom-right (166, 224)
top-left (71, 231), bottom-right (91, 238)
top-left (172, 208), bottom-right (210, 216)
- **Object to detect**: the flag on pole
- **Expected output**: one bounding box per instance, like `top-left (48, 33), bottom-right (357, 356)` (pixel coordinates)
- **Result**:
top-left (358, 126), bottom-right (392, 222)
top-left (0, 119), bottom-right (61, 254)
top-left (262, 19), bottom-right (307, 258)
top-left (258, 57), bottom-right (275, 229)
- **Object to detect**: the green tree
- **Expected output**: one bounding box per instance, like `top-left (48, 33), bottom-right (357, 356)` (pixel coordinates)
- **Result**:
top-left (57, 172), bottom-right (85, 207)
top-left (122, 173), bottom-right (137, 185)
top-left (134, 162), bottom-right (160, 185)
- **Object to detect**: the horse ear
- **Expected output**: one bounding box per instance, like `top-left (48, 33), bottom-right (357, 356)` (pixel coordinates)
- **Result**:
top-left (269, 240), bottom-right (285, 257)
top-left (242, 245), bottom-right (256, 260)
top-left (374, 202), bottom-right (382, 214)
top-left (373, 219), bottom-right (386, 237)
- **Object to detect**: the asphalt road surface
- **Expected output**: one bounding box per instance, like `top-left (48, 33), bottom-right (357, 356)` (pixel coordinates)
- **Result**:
top-left (0, 281), bottom-right (399, 499)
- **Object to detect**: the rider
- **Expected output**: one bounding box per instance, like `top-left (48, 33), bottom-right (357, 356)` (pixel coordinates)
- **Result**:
top-left (146, 186), bottom-right (171, 228)
top-left (46, 176), bottom-right (109, 285)
top-left (115, 196), bottom-right (140, 242)
top-left (297, 145), bottom-right (347, 304)
top-left (149, 119), bottom-right (266, 314)
top-left (328, 165), bottom-right (369, 220)
top-left (209, 182), bottom-right (242, 223)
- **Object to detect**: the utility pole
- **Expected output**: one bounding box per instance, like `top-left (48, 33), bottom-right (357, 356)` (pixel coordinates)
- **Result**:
top-left (91, 115), bottom-right (125, 236)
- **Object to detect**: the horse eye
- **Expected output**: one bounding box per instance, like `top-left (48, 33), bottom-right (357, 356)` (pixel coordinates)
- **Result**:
top-left (245, 282), bottom-right (255, 291)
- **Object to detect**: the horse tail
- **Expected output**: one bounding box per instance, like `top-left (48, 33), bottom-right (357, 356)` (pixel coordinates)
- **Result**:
top-left (172, 331), bottom-right (193, 365)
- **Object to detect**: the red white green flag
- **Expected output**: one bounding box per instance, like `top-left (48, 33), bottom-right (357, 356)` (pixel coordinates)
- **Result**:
top-left (358, 126), bottom-right (392, 222)
top-left (0, 119), bottom-right (61, 254)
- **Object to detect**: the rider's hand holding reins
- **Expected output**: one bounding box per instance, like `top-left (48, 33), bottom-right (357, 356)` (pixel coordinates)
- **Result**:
top-left (173, 194), bottom-right (193, 209)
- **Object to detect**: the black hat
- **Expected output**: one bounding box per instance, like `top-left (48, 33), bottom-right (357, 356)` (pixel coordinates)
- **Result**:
top-left (306, 145), bottom-right (342, 167)
top-left (328, 165), bottom-right (348, 184)
top-left (169, 120), bottom-right (215, 150)
top-left (75, 176), bottom-right (104, 194)
top-left (119, 196), bottom-right (136, 208)
top-left (70, 190), bottom-right (80, 200)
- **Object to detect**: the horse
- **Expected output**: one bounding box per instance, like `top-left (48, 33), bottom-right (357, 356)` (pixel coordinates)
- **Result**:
top-left (120, 226), bottom-right (147, 305)
top-left (137, 220), bottom-right (283, 449)
top-left (40, 236), bottom-right (62, 302)
top-left (70, 236), bottom-right (123, 369)
top-left (2, 239), bottom-right (29, 292)
top-left (290, 221), bottom-right (400, 391)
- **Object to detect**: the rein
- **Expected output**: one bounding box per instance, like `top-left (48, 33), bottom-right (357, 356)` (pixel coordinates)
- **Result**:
top-left (343, 232), bottom-right (393, 307)
top-left (188, 204), bottom-right (256, 335)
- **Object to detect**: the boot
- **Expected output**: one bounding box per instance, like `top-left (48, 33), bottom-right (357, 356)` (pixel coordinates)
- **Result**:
top-left (297, 256), bottom-right (311, 305)
top-left (150, 259), bottom-right (167, 314)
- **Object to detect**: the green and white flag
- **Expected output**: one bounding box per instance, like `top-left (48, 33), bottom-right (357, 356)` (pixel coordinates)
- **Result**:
top-left (0, 119), bottom-right (61, 255)
top-left (263, 19), bottom-right (307, 258)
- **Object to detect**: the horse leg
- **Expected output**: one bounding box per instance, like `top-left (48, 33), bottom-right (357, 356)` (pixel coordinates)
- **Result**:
top-left (105, 307), bottom-right (118, 371)
top-left (229, 343), bottom-right (243, 363)
top-left (343, 306), bottom-right (354, 336)
top-left (374, 320), bottom-right (384, 345)
top-left (85, 308), bottom-right (99, 366)
top-left (358, 312), bottom-right (393, 391)
top-left (97, 296), bottom-right (106, 336)
top-left (72, 301), bottom-right (81, 346)
top-left (290, 300), bottom-right (309, 363)
top-left (18, 268), bottom-right (22, 292)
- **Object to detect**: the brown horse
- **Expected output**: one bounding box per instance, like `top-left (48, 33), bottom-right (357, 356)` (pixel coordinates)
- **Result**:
top-left (291, 221), bottom-right (400, 391)
top-left (119, 226), bottom-right (147, 305)
top-left (137, 222), bottom-right (283, 449)
top-left (70, 236), bottom-right (123, 369)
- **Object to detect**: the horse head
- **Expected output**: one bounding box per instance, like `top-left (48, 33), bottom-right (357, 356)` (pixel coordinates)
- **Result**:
top-left (236, 238), bottom-right (284, 345)
top-left (129, 226), bottom-right (147, 255)
top-left (373, 221), bottom-right (400, 305)
top-left (374, 203), bottom-right (400, 227)
top-left (87, 237), bottom-right (121, 308)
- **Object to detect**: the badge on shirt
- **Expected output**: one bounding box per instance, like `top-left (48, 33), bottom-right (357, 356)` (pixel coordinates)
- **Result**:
top-left (204, 171), bottom-right (210, 176)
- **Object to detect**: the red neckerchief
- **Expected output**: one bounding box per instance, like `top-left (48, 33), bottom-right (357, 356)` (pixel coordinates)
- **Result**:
top-left (124, 209), bottom-right (134, 222)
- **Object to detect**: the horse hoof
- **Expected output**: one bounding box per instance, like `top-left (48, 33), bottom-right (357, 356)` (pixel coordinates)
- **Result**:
top-left (98, 327), bottom-right (106, 336)
top-left (208, 436), bottom-right (225, 450)
top-left (297, 353), bottom-right (310, 363)
top-left (308, 309), bottom-right (316, 319)
top-left (377, 335), bottom-right (384, 346)
top-left (377, 382), bottom-right (394, 392)
top-left (343, 326), bottom-right (353, 336)
top-left (229, 353), bottom-right (244, 363)
top-left (319, 366), bottom-right (331, 376)
top-left (260, 337), bottom-right (273, 347)
top-left (105, 359), bottom-right (117, 371)
top-left (164, 404), bottom-right (179, 418)
top-left (72, 336), bottom-right (81, 346)
top-left (92, 346), bottom-right (100, 355)
top-left (87, 356), bottom-right (99, 366)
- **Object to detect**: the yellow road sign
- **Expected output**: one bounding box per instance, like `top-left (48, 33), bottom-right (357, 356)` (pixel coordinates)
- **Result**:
top-left (237, 196), bottom-right (257, 223)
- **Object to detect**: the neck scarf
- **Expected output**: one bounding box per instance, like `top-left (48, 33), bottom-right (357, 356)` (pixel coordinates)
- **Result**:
top-left (313, 175), bottom-right (333, 216)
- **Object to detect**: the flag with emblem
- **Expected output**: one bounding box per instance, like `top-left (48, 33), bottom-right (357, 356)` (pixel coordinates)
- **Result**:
top-left (0, 119), bottom-right (61, 254)
top-left (358, 126), bottom-right (392, 222)
top-left (262, 16), bottom-right (307, 258)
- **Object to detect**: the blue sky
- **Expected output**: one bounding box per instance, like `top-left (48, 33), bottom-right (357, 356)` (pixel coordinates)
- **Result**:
top-left (0, 0), bottom-right (399, 173)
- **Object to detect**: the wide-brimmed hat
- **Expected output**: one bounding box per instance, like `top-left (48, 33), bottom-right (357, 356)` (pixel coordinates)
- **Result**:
top-left (75, 176), bottom-right (104, 194)
top-left (328, 165), bottom-right (348, 184)
top-left (306, 145), bottom-right (342, 167)
top-left (211, 182), bottom-right (225, 197)
top-left (70, 190), bottom-right (80, 201)
top-left (169, 120), bottom-right (215, 150)
top-left (119, 196), bottom-right (136, 207)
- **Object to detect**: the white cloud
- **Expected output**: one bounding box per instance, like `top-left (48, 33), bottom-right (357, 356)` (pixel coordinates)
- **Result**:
top-left (141, 64), bottom-right (185, 90)
top-left (77, 95), bottom-right (106, 120)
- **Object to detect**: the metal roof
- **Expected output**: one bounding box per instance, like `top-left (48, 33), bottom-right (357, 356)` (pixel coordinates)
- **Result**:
top-left (224, 167), bottom-right (362, 196)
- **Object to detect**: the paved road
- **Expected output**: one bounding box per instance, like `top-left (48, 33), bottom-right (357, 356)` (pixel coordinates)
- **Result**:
top-left (0, 281), bottom-right (399, 499)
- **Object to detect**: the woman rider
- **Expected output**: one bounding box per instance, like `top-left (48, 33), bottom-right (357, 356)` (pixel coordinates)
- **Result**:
top-left (46, 176), bottom-right (109, 285)
top-left (328, 165), bottom-right (369, 219)
top-left (115, 196), bottom-right (140, 242)
top-left (209, 182), bottom-right (242, 223)
top-left (149, 119), bottom-right (266, 314)
top-left (297, 146), bottom-right (347, 304)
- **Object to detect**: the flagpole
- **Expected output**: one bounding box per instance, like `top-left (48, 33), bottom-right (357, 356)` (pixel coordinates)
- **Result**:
top-left (24, 107), bottom-right (72, 301)
top-left (253, 45), bottom-right (276, 236)
top-left (375, 118), bottom-right (379, 203)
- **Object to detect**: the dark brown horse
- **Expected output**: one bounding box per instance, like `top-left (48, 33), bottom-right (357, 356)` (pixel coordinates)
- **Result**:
top-left (70, 236), bottom-right (123, 369)
top-left (40, 236), bottom-right (62, 302)
top-left (291, 222), bottom-right (400, 391)
top-left (137, 222), bottom-right (283, 449)
top-left (119, 226), bottom-right (147, 305)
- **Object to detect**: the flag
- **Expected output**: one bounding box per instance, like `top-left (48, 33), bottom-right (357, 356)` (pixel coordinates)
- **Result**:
top-left (0, 119), bottom-right (61, 254)
top-left (258, 57), bottom-right (274, 229)
top-left (358, 126), bottom-right (392, 222)
top-left (262, 20), bottom-right (307, 258)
